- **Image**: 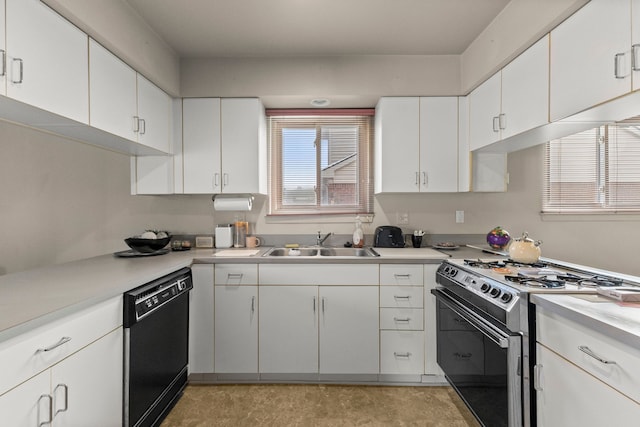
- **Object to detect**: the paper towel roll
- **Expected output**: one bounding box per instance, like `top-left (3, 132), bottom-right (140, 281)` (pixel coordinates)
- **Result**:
top-left (213, 196), bottom-right (253, 211)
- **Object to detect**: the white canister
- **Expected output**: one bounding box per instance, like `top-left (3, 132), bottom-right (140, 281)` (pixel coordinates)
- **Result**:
top-left (215, 224), bottom-right (234, 248)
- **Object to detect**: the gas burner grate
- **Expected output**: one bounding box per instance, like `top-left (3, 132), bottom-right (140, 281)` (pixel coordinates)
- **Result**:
top-left (551, 273), bottom-right (623, 288)
top-left (504, 274), bottom-right (566, 289)
top-left (463, 259), bottom-right (506, 269)
top-left (504, 259), bottom-right (548, 268)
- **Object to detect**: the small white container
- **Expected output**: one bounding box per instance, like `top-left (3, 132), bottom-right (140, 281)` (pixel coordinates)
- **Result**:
top-left (215, 224), bottom-right (234, 248)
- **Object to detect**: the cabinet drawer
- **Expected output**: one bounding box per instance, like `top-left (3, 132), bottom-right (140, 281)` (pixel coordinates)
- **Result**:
top-left (380, 308), bottom-right (424, 330)
top-left (537, 308), bottom-right (640, 403)
top-left (215, 264), bottom-right (258, 285)
top-left (380, 330), bottom-right (424, 375)
top-left (0, 296), bottom-right (122, 395)
top-left (380, 265), bottom-right (423, 286)
top-left (259, 264), bottom-right (378, 285)
top-left (380, 286), bottom-right (423, 308)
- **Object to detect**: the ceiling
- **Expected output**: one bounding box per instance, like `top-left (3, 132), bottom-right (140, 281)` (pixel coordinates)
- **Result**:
top-left (124, 0), bottom-right (511, 58)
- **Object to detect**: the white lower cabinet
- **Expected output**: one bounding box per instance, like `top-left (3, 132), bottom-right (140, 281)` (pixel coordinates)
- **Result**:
top-left (319, 286), bottom-right (379, 375)
top-left (259, 286), bottom-right (319, 374)
top-left (189, 264), bottom-right (214, 375)
top-left (0, 296), bottom-right (122, 425)
top-left (536, 344), bottom-right (640, 426)
top-left (380, 331), bottom-right (424, 375)
top-left (214, 285), bottom-right (258, 374)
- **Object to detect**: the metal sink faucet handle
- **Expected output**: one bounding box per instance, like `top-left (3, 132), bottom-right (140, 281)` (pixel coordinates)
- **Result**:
top-left (317, 231), bottom-right (333, 246)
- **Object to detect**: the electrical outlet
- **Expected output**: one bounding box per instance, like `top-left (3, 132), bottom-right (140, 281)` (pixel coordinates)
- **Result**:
top-left (397, 212), bottom-right (409, 225)
top-left (455, 210), bottom-right (464, 223)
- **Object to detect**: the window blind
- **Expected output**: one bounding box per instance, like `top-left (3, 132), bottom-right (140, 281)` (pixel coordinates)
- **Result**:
top-left (543, 120), bottom-right (640, 213)
top-left (268, 113), bottom-right (374, 216)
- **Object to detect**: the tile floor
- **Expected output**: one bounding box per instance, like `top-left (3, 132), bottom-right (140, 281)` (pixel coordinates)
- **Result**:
top-left (161, 384), bottom-right (480, 426)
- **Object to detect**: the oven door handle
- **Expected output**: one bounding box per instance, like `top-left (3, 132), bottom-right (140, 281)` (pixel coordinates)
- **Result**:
top-left (433, 288), bottom-right (511, 348)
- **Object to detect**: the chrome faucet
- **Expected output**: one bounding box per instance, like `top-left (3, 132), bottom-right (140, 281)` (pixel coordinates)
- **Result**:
top-left (316, 231), bottom-right (333, 246)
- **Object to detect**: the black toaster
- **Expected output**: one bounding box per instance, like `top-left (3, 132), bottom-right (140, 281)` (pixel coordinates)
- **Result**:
top-left (374, 226), bottom-right (405, 248)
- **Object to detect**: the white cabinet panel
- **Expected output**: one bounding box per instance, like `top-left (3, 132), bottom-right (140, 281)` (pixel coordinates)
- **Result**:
top-left (0, 370), bottom-right (50, 427)
top-left (380, 286), bottom-right (423, 308)
top-left (319, 286), bottom-right (379, 374)
top-left (189, 265), bottom-right (214, 374)
top-left (6, 0), bottom-right (89, 124)
top-left (214, 285), bottom-right (258, 373)
top-left (380, 264), bottom-right (424, 286)
top-left (89, 39), bottom-right (137, 141)
top-left (633, 0), bottom-right (640, 91)
top-left (215, 264), bottom-right (258, 285)
top-left (380, 331), bottom-right (424, 375)
top-left (419, 97), bottom-right (459, 192)
top-left (183, 98), bottom-right (222, 194)
top-left (259, 286), bottom-right (319, 373)
top-left (137, 74), bottom-right (171, 152)
top-left (550, 0), bottom-right (631, 121)
top-left (0, 0), bottom-right (6, 96)
top-left (374, 97), bottom-right (420, 193)
top-left (501, 35), bottom-right (549, 139)
top-left (259, 264), bottom-right (378, 285)
top-left (424, 265), bottom-right (443, 376)
top-left (469, 72), bottom-right (502, 151)
top-left (380, 308), bottom-right (424, 331)
top-left (536, 344), bottom-right (640, 426)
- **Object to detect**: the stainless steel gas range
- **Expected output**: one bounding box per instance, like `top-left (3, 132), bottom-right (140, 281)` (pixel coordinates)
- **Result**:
top-left (432, 257), bottom-right (634, 427)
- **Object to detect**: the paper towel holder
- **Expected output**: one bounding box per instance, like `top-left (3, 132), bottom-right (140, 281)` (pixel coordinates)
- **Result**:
top-left (212, 194), bottom-right (254, 211)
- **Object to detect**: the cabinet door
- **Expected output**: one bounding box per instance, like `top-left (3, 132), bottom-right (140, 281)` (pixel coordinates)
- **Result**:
top-left (419, 97), bottom-right (458, 192)
top-left (319, 286), bottom-right (379, 374)
top-left (469, 71), bottom-right (501, 150)
top-left (89, 39), bottom-right (137, 141)
top-left (633, 0), bottom-right (640, 91)
top-left (51, 328), bottom-right (122, 427)
top-left (374, 97), bottom-right (420, 193)
top-left (220, 98), bottom-right (264, 194)
top-left (6, 0), bottom-right (89, 124)
top-left (501, 35), bottom-right (549, 139)
top-left (137, 74), bottom-right (171, 152)
top-left (183, 98), bottom-right (222, 193)
top-left (259, 286), bottom-right (319, 373)
top-left (0, 370), bottom-right (50, 427)
top-left (214, 285), bottom-right (258, 373)
top-left (189, 265), bottom-right (214, 374)
top-left (536, 344), bottom-right (640, 426)
top-left (0, 0), bottom-right (6, 96)
top-left (550, 0), bottom-right (631, 121)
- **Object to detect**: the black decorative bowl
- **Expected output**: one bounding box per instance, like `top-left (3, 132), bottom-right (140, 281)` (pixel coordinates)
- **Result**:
top-left (125, 236), bottom-right (172, 253)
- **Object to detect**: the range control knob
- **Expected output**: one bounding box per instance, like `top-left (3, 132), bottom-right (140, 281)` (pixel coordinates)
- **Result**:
top-left (489, 287), bottom-right (502, 298)
top-left (480, 283), bottom-right (491, 293)
top-left (500, 293), bottom-right (513, 303)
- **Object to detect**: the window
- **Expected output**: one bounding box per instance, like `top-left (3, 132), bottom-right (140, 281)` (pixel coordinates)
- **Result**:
top-left (543, 120), bottom-right (640, 213)
top-left (267, 110), bottom-right (374, 216)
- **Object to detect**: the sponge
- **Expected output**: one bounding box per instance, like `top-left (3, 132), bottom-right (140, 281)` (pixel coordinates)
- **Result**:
top-left (284, 243), bottom-right (300, 248)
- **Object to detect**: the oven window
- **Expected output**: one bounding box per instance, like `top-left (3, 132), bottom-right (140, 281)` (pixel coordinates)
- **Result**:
top-left (437, 304), bottom-right (514, 427)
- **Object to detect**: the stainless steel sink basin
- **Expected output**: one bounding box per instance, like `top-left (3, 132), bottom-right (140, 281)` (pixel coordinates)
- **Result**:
top-left (319, 247), bottom-right (378, 257)
top-left (262, 247), bottom-right (378, 258)
top-left (263, 248), bottom-right (319, 257)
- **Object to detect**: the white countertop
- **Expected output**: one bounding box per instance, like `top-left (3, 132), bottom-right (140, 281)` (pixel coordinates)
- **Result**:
top-left (0, 247), bottom-right (449, 343)
top-left (532, 293), bottom-right (640, 350)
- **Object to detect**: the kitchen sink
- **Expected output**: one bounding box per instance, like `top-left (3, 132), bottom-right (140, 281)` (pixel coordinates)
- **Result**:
top-left (262, 247), bottom-right (378, 258)
top-left (318, 247), bottom-right (378, 257)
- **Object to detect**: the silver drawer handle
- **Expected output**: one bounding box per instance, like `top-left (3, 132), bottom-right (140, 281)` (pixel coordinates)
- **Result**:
top-left (393, 295), bottom-right (411, 300)
top-left (578, 345), bottom-right (617, 365)
top-left (393, 352), bottom-right (411, 358)
top-left (12, 58), bottom-right (23, 84)
top-left (36, 337), bottom-right (71, 353)
top-left (393, 274), bottom-right (411, 278)
top-left (54, 384), bottom-right (69, 415)
top-left (227, 273), bottom-right (243, 279)
top-left (393, 317), bottom-right (411, 323)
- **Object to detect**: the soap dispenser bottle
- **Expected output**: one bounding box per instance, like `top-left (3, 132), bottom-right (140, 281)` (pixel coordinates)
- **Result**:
top-left (353, 215), bottom-right (364, 248)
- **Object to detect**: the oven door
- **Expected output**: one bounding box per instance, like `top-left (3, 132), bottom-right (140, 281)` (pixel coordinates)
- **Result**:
top-left (433, 288), bottom-right (522, 427)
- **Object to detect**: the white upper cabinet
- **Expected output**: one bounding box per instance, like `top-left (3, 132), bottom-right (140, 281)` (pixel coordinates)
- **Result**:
top-left (6, 0), bottom-right (89, 124)
top-left (375, 97), bottom-right (420, 193)
top-left (182, 98), bottom-right (267, 195)
top-left (550, 0), bottom-right (631, 121)
top-left (470, 35), bottom-right (549, 150)
top-left (183, 98), bottom-right (222, 194)
top-left (137, 74), bottom-right (171, 152)
top-left (632, 0), bottom-right (640, 91)
top-left (89, 39), bottom-right (138, 141)
top-left (375, 97), bottom-right (458, 193)
top-left (220, 98), bottom-right (267, 194)
top-left (0, 0), bottom-right (6, 96)
top-left (419, 97), bottom-right (459, 192)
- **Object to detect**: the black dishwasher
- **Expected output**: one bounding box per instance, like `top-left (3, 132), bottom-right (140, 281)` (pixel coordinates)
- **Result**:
top-left (123, 267), bottom-right (192, 427)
